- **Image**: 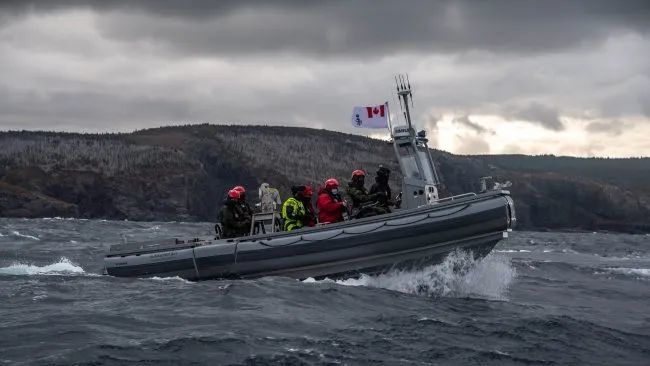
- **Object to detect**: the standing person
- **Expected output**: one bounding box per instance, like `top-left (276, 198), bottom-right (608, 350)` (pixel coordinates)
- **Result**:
top-left (347, 170), bottom-right (387, 218)
top-left (281, 186), bottom-right (307, 232)
top-left (369, 166), bottom-right (394, 212)
top-left (300, 185), bottom-right (317, 227)
top-left (219, 189), bottom-right (252, 238)
top-left (317, 178), bottom-right (347, 224)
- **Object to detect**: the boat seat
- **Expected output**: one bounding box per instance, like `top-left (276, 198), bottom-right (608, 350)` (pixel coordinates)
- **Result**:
top-left (250, 211), bottom-right (282, 235)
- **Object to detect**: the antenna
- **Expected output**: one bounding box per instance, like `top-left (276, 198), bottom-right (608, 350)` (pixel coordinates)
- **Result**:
top-left (406, 74), bottom-right (414, 109)
top-left (395, 73), bottom-right (416, 132)
top-left (395, 75), bottom-right (404, 111)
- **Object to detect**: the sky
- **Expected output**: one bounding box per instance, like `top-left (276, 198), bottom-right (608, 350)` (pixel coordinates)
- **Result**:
top-left (0, 0), bottom-right (648, 157)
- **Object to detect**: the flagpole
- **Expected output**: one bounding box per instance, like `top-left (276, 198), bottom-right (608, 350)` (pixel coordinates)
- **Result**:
top-left (386, 101), bottom-right (393, 137)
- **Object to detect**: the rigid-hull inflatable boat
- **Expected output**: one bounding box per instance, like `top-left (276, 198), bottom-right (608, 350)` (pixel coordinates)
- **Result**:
top-left (104, 76), bottom-right (516, 280)
top-left (104, 190), bottom-right (515, 280)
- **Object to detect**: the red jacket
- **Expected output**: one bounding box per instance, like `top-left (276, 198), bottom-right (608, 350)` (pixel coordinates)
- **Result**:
top-left (301, 198), bottom-right (316, 227)
top-left (317, 187), bottom-right (345, 224)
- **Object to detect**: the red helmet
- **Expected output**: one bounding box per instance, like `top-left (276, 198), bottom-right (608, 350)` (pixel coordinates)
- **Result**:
top-left (232, 186), bottom-right (245, 193)
top-left (351, 170), bottom-right (365, 179)
top-left (228, 189), bottom-right (240, 199)
top-left (304, 185), bottom-right (313, 197)
top-left (325, 178), bottom-right (339, 190)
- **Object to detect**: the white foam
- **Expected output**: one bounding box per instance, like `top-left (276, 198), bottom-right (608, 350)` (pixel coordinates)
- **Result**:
top-left (148, 276), bottom-right (193, 284)
top-left (0, 257), bottom-right (85, 276)
top-left (305, 250), bottom-right (517, 300)
top-left (11, 231), bottom-right (40, 240)
top-left (495, 249), bottom-right (531, 253)
top-left (604, 267), bottom-right (650, 277)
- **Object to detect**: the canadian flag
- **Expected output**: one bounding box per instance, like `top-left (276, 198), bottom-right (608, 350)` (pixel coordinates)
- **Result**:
top-left (366, 105), bottom-right (385, 118)
top-left (351, 103), bottom-right (389, 129)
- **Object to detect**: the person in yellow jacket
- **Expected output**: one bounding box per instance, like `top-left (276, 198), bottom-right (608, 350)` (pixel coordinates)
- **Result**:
top-left (281, 185), bottom-right (307, 231)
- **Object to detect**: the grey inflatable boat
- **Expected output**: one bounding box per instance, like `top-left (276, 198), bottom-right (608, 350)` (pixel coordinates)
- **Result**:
top-left (103, 78), bottom-right (516, 280)
top-left (104, 190), bottom-right (515, 280)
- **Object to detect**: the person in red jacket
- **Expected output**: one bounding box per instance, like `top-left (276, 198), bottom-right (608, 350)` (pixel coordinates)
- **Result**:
top-left (317, 178), bottom-right (347, 224)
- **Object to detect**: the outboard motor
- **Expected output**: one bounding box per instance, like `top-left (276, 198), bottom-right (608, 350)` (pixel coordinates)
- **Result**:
top-left (390, 75), bottom-right (441, 210)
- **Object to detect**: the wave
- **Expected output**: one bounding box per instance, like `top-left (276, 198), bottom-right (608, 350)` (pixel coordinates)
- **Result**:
top-left (10, 230), bottom-right (40, 240)
top-left (41, 217), bottom-right (85, 221)
top-left (603, 267), bottom-right (650, 278)
top-left (304, 250), bottom-right (517, 300)
top-left (148, 276), bottom-right (194, 284)
top-left (0, 257), bottom-right (86, 276)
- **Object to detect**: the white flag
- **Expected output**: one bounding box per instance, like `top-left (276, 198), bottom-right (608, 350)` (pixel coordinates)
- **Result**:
top-left (351, 103), bottom-right (388, 129)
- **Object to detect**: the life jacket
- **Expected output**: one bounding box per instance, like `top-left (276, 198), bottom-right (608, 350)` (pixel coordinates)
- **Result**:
top-left (317, 187), bottom-right (345, 224)
top-left (281, 197), bottom-right (306, 231)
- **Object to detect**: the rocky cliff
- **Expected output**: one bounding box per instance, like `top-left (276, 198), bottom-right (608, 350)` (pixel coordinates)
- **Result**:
top-left (1, 125), bottom-right (649, 232)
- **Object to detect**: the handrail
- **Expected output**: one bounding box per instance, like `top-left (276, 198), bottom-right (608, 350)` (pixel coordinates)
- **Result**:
top-left (435, 192), bottom-right (477, 203)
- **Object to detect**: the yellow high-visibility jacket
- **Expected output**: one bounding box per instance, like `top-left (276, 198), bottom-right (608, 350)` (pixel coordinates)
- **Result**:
top-left (281, 197), bottom-right (306, 231)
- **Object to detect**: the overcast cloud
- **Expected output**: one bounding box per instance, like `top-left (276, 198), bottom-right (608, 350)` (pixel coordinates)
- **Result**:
top-left (0, 0), bottom-right (648, 157)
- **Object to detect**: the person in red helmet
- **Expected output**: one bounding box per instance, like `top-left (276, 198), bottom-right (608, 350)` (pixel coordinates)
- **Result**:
top-left (232, 185), bottom-right (253, 219)
top-left (300, 185), bottom-right (317, 227)
top-left (317, 178), bottom-right (347, 224)
top-left (219, 189), bottom-right (251, 238)
top-left (347, 169), bottom-right (387, 218)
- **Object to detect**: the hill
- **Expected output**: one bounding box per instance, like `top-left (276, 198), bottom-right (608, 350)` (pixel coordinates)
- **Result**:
top-left (1, 125), bottom-right (649, 232)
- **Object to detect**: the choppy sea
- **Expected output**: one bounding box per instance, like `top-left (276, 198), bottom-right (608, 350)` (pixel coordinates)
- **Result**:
top-left (1, 218), bottom-right (648, 365)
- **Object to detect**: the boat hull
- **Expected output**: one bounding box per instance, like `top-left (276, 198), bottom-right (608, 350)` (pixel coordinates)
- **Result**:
top-left (104, 190), bottom-right (515, 280)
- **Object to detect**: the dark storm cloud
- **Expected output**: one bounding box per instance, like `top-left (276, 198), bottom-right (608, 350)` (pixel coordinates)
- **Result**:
top-left (2, 0), bottom-right (648, 57)
top-left (0, 86), bottom-right (191, 130)
top-left (509, 102), bottom-right (564, 131)
top-left (453, 115), bottom-right (491, 134)
top-left (0, 0), bottom-right (648, 157)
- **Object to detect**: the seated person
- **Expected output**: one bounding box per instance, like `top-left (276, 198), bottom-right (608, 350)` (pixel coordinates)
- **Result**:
top-left (317, 178), bottom-right (347, 224)
top-left (300, 185), bottom-right (316, 227)
top-left (219, 189), bottom-right (252, 238)
top-left (258, 182), bottom-right (282, 212)
top-left (369, 166), bottom-right (395, 213)
top-left (281, 185), bottom-right (307, 232)
top-left (347, 170), bottom-right (388, 219)
top-left (232, 185), bottom-right (253, 219)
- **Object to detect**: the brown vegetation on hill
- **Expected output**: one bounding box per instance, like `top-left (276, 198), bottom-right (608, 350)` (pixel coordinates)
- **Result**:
top-left (1, 125), bottom-right (649, 232)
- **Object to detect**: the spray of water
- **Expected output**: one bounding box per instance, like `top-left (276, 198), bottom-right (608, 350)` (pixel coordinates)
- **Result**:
top-left (0, 257), bottom-right (85, 276)
top-left (305, 250), bottom-right (517, 300)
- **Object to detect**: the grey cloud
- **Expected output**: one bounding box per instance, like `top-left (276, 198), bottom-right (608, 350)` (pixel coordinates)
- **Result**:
top-left (0, 86), bottom-right (192, 131)
top-left (586, 120), bottom-right (627, 136)
top-left (453, 115), bottom-right (491, 134)
top-left (0, 0), bottom-right (648, 157)
top-left (510, 102), bottom-right (564, 131)
top-left (2, 1), bottom-right (648, 57)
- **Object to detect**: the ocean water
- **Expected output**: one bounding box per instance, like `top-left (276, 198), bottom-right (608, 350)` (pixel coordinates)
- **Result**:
top-left (0, 218), bottom-right (648, 365)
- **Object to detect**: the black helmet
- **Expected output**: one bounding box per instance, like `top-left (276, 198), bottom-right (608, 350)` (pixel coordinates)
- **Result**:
top-left (377, 166), bottom-right (390, 178)
top-left (291, 185), bottom-right (306, 196)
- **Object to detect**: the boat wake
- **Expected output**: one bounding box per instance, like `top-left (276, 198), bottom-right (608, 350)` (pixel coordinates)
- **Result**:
top-left (9, 230), bottom-right (40, 240)
top-left (602, 267), bottom-right (650, 278)
top-left (0, 257), bottom-right (86, 276)
top-left (305, 250), bottom-right (517, 300)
